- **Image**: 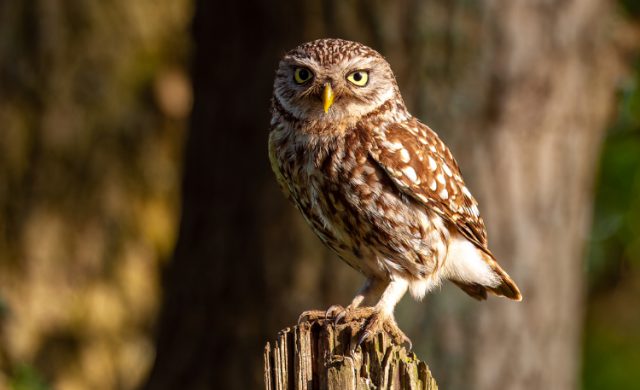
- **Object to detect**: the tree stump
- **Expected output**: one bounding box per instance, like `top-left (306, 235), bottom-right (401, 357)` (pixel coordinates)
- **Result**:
top-left (263, 319), bottom-right (438, 390)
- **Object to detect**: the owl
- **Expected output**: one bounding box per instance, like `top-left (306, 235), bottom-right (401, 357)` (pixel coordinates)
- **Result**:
top-left (269, 38), bottom-right (521, 346)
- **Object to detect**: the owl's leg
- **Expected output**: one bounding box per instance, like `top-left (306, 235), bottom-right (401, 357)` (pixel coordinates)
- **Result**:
top-left (353, 279), bottom-right (411, 348)
top-left (297, 279), bottom-right (411, 347)
top-left (330, 278), bottom-right (387, 323)
top-left (297, 278), bottom-right (387, 324)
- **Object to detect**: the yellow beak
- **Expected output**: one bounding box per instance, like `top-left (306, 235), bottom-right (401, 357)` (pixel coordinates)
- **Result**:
top-left (322, 83), bottom-right (334, 113)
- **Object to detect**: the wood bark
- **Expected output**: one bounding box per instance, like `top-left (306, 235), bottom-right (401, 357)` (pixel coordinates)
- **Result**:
top-left (264, 320), bottom-right (437, 390)
top-left (144, 1), bottom-right (622, 389)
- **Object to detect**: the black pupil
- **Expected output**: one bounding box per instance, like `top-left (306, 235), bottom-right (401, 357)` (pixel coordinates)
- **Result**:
top-left (298, 69), bottom-right (309, 80)
top-left (353, 72), bottom-right (362, 81)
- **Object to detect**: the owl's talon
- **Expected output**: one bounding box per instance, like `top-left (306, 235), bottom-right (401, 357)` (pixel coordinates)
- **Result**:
top-left (334, 310), bottom-right (347, 325)
top-left (357, 329), bottom-right (373, 347)
top-left (298, 305), bottom-right (350, 325)
top-left (298, 309), bottom-right (327, 325)
top-left (386, 323), bottom-right (412, 349)
top-left (325, 304), bottom-right (345, 320)
top-left (356, 310), bottom-right (383, 346)
top-left (333, 304), bottom-right (364, 325)
top-left (299, 307), bottom-right (411, 348)
top-left (353, 309), bottom-right (412, 349)
top-left (406, 339), bottom-right (413, 350)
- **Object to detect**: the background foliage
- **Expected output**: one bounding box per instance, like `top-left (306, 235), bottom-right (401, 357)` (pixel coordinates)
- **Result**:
top-left (0, 1), bottom-right (191, 389)
top-left (584, 2), bottom-right (640, 383)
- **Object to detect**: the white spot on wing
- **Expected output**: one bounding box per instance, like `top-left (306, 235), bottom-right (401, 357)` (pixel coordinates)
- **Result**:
top-left (400, 148), bottom-right (410, 163)
top-left (402, 166), bottom-right (418, 182)
top-left (443, 164), bottom-right (453, 177)
top-left (437, 174), bottom-right (446, 184)
top-left (428, 156), bottom-right (437, 171)
top-left (429, 179), bottom-right (437, 191)
top-left (439, 188), bottom-right (449, 200)
top-left (386, 140), bottom-right (404, 151)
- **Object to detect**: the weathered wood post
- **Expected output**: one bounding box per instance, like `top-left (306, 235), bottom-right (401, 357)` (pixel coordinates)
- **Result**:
top-left (264, 319), bottom-right (438, 390)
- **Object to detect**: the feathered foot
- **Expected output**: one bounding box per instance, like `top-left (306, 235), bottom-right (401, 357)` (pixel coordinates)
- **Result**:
top-left (297, 304), bottom-right (357, 324)
top-left (297, 306), bottom-right (411, 348)
top-left (297, 309), bottom-right (326, 324)
top-left (299, 280), bottom-right (412, 349)
top-left (297, 305), bottom-right (344, 324)
top-left (345, 307), bottom-right (412, 349)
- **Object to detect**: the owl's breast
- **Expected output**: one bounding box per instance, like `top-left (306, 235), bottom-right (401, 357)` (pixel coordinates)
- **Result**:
top-left (269, 122), bottom-right (447, 280)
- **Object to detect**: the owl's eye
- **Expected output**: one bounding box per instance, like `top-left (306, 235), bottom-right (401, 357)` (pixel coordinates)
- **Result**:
top-left (293, 67), bottom-right (313, 84)
top-left (346, 70), bottom-right (369, 86)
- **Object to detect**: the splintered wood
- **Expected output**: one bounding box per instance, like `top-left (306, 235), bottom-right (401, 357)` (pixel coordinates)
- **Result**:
top-left (263, 320), bottom-right (437, 390)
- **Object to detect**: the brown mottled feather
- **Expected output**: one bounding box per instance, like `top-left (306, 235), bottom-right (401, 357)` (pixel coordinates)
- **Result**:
top-left (268, 38), bottom-right (522, 305)
top-left (369, 118), bottom-right (522, 301)
top-left (451, 281), bottom-right (488, 301)
top-left (369, 118), bottom-right (488, 249)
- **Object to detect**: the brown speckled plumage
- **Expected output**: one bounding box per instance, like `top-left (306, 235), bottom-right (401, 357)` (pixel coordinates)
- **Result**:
top-left (269, 38), bottom-right (521, 344)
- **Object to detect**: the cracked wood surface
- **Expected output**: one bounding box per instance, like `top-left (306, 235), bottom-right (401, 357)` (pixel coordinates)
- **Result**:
top-left (264, 319), bottom-right (437, 390)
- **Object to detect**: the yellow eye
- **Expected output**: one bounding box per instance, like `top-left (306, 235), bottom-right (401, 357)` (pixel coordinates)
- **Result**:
top-left (346, 70), bottom-right (369, 86)
top-left (293, 67), bottom-right (313, 84)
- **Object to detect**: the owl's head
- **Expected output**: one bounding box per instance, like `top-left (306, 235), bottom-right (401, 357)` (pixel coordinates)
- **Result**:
top-left (273, 39), bottom-right (404, 126)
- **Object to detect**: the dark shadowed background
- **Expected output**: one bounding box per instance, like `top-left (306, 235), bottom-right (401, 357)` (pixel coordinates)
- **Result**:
top-left (0, 1), bottom-right (639, 390)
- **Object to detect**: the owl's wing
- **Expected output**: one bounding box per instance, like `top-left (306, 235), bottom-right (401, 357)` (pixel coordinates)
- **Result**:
top-left (369, 118), bottom-right (489, 250)
top-left (268, 131), bottom-right (292, 201)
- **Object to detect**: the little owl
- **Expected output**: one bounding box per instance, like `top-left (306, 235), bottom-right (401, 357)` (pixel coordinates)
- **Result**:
top-left (269, 38), bottom-right (521, 346)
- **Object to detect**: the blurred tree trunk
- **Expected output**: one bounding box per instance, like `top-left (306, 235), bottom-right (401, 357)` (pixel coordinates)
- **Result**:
top-left (144, 1), bottom-right (621, 390)
top-left (142, 2), bottom-right (359, 389)
top-left (405, 2), bottom-right (621, 389)
top-left (0, 1), bottom-right (190, 389)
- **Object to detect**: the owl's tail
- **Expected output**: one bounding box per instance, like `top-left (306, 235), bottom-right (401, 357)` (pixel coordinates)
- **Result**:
top-left (451, 251), bottom-right (522, 302)
top-left (485, 261), bottom-right (522, 301)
